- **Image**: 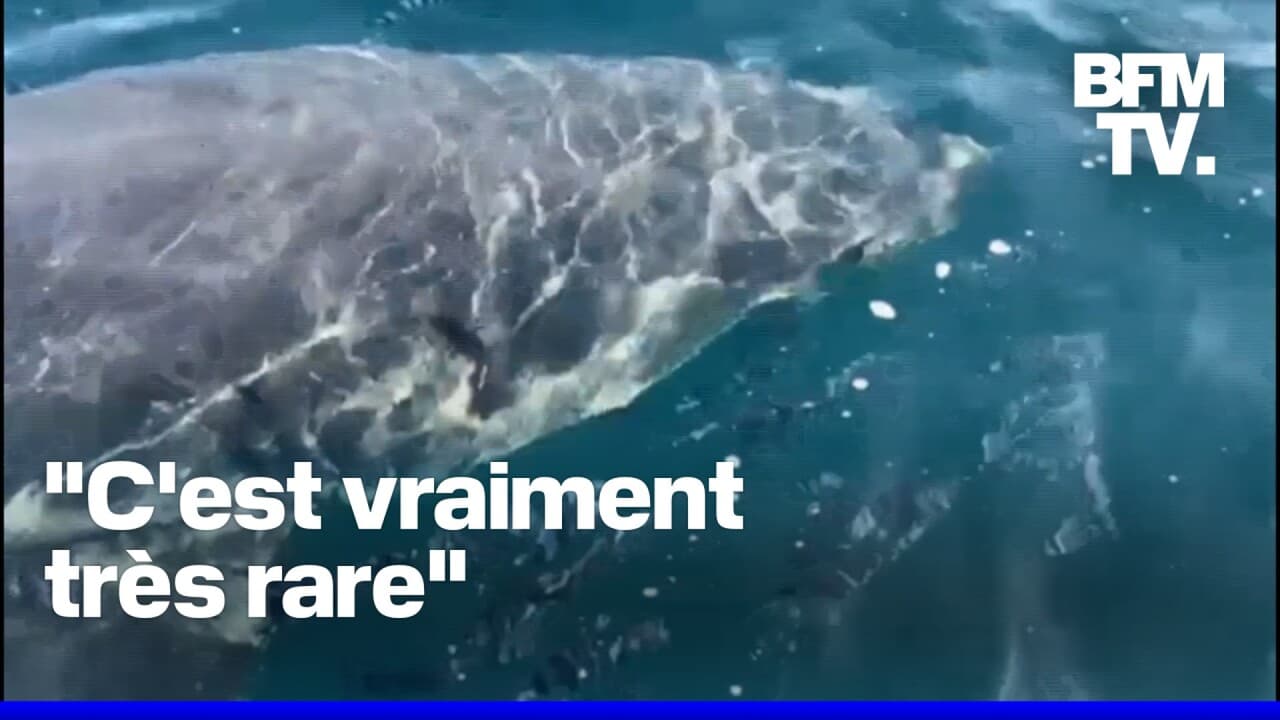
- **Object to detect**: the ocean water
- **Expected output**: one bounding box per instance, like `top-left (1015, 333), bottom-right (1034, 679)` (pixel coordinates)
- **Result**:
top-left (2, 0), bottom-right (1275, 701)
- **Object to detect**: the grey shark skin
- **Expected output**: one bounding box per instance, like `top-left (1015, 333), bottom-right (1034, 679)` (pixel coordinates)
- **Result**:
top-left (2, 45), bottom-right (983, 698)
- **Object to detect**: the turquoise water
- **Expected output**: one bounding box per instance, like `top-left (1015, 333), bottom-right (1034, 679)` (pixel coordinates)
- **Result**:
top-left (4, 0), bottom-right (1276, 700)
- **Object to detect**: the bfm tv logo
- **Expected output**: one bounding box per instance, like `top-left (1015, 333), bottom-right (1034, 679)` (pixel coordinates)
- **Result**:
top-left (1074, 52), bottom-right (1224, 176)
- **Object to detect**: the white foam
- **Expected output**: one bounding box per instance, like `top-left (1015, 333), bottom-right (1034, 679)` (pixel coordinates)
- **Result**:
top-left (869, 300), bottom-right (897, 320)
top-left (4, 3), bottom-right (230, 65)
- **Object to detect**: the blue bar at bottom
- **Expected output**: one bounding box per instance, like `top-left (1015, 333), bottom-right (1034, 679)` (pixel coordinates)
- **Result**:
top-left (1, 702), bottom-right (1277, 719)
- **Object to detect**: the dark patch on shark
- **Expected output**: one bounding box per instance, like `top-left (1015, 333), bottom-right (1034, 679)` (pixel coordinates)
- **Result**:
top-left (425, 314), bottom-right (511, 418)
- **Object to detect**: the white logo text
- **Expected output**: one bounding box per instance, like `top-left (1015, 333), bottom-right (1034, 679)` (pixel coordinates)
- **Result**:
top-left (1074, 52), bottom-right (1224, 176)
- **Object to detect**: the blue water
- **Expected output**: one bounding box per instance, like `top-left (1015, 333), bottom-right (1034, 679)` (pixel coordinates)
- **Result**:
top-left (4, 0), bottom-right (1276, 701)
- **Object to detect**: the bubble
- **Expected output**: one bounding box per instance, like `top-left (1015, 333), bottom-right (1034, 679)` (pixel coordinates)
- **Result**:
top-left (851, 377), bottom-right (870, 391)
top-left (934, 261), bottom-right (952, 280)
top-left (988, 238), bottom-right (1013, 256)
top-left (868, 300), bottom-right (897, 320)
